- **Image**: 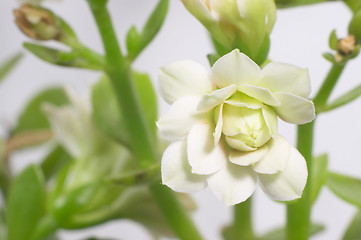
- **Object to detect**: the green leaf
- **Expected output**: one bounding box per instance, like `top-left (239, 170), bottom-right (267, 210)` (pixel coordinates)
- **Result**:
top-left (0, 209), bottom-right (6, 240)
top-left (329, 30), bottom-right (338, 50)
top-left (7, 165), bottom-right (46, 240)
top-left (311, 154), bottom-right (328, 203)
top-left (207, 54), bottom-right (221, 67)
top-left (12, 87), bottom-right (69, 136)
top-left (0, 53), bottom-right (23, 84)
top-left (343, 210), bottom-right (361, 240)
top-left (92, 72), bottom-right (157, 147)
top-left (327, 172), bottom-right (361, 208)
top-left (24, 42), bottom-right (102, 70)
top-left (126, 26), bottom-right (141, 59)
top-left (41, 146), bottom-right (72, 181)
top-left (344, 0), bottom-right (361, 13)
top-left (259, 223), bottom-right (324, 240)
top-left (322, 52), bottom-right (335, 63)
top-left (321, 83), bottom-right (361, 112)
top-left (127, 0), bottom-right (169, 60)
top-left (211, 36), bottom-right (230, 56)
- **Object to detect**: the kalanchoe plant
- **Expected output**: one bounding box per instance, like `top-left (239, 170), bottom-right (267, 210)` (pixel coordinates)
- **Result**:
top-left (2, 0), bottom-right (361, 239)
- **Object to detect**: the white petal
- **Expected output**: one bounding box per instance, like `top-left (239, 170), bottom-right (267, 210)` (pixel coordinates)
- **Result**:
top-left (158, 60), bottom-right (213, 104)
top-left (229, 145), bottom-right (268, 166)
top-left (257, 146), bottom-right (308, 201)
top-left (214, 104), bottom-right (223, 145)
top-left (259, 62), bottom-right (311, 98)
top-left (197, 84), bottom-right (237, 112)
top-left (224, 92), bottom-right (263, 109)
top-left (252, 135), bottom-right (290, 174)
top-left (207, 163), bottom-right (257, 206)
top-left (273, 92), bottom-right (315, 124)
top-left (187, 123), bottom-right (227, 175)
top-left (162, 141), bottom-right (207, 192)
top-left (262, 105), bottom-right (278, 136)
top-left (157, 96), bottom-right (208, 141)
top-left (211, 49), bottom-right (261, 88)
top-left (238, 84), bottom-right (280, 106)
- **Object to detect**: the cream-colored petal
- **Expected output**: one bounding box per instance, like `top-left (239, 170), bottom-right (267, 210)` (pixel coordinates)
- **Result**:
top-left (197, 84), bottom-right (237, 112)
top-left (229, 145), bottom-right (268, 166)
top-left (257, 146), bottom-right (308, 201)
top-left (157, 96), bottom-right (207, 141)
top-left (273, 92), bottom-right (315, 124)
top-left (252, 135), bottom-right (290, 174)
top-left (162, 141), bottom-right (207, 192)
top-left (211, 49), bottom-right (261, 88)
top-left (224, 92), bottom-right (263, 109)
top-left (262, 105), bottom-right (278, 136)
top-left (187, 123), bottom-right (227, 175)
top-left (259, 62), bottom-right (311, 98)
top-left (214, 104), bottom-right (223, 145)
top-left (225, 136), bottom-right (256, 151)
top-left (238, 84), bottom-right (280, 106)
top-left (158, 60), bottom-right (213, 104)
top-left (207, 163), bottom-right (257, 206)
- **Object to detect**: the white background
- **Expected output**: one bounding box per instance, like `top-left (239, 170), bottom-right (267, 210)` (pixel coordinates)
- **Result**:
top-left (1, 0), bottom-right (361, 239)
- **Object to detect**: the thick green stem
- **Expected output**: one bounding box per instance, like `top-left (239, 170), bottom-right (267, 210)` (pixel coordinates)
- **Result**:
top-left (286, 121), bottom-right (314, 240)
top-left (314, 63), bottom-right (346, 111)
top-left (233, 198), bottom-right (255, 240)
top-left (150, 183), bottom-right (203, 240)
top-left (87, 1), bottom-right (203, 239)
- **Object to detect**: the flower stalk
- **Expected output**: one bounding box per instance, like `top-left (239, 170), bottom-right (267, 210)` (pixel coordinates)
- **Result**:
top-left (86, 1), bottom-right (202, 239)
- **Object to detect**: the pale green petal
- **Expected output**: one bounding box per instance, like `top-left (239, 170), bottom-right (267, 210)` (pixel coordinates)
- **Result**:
top-left (207, 163), bottom-right (257, 206)
top-left (259, 62), bottom-right (311, 98)
top-left (252, 135), bottom-right (290, 174)
top-left (224, 92), bottom-right (263, 109)
top-left (187, 123), bottom-right (227, 175)
top-left (262, 105), bottom-right (278, 136)
top-left (157, 96), bottom-right (207, 141)
top-left (229, 145), bottom-right (268, 166)
top-left (197, 84), bottom-right (237, 112)
top-left (257, 146), bottom-right (308, 201)
top-left (159, 60), bottom-right (213, 104)
top-left (273, 92), bottom-right (315, 124)
top-left (225, 136), bottom-right (256, 151)
top-left (162, 141), bottom-right (207, 192)
top-left (211, 49), bottom-right (261, 88)
top-left (238, 84), bottom-right (280, 106)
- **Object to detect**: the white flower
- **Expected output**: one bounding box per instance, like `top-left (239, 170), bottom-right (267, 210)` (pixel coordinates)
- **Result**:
top-left (157, 49), bottom-right (315, 206)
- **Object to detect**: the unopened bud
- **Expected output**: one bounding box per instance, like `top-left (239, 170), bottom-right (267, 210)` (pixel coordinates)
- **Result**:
top-left (14, 4), bottom-right (61, 41)
top-left (337, 35), bottom-right (356, 56)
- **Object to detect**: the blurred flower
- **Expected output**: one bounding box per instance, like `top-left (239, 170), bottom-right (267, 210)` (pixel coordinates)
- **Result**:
top-left (157, 49), bottom-right (315, 206)
top-left (180, 0), bottom-right (276, 57)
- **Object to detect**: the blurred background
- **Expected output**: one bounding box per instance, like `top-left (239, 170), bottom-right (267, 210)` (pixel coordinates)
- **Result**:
top-left (1, 0), bottom-right (360, 239)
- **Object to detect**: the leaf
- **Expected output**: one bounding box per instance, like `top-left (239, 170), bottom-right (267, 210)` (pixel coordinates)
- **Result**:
top-left (126, 26), bottom-right (141, 59)
top-left (7, 165), bottom-right (46, 240)
top-left (259, 223), bottom-right (324, 240)
top-left (322, 52), bottom-right (335, 63)
top-left (91, 72), bottom-right (157, 147)
top-left (329, 30), bottom-right (338, 50)
top-left (207, 54), bottom-right (221, 67)
top-left (0, 53), bottom-right (23, 84)
top-left (12, 87), bottom-right (69, 136)
top-left (311, 154), bottom-right (328, 203)
top-left (321, 83), bottom-right (361, 112)
top-left (327, 172), bottom-right (361, 208)
top-left (41, 146), bottom-right (72, 181)
top-left (211, 36), bottom-right (230, 56)
top-left (24, 42), bottom-right (102, 70)
top-left (127, 0), bottom-right (169, 60)
top-left (343, 210), bottom-right (361, 240)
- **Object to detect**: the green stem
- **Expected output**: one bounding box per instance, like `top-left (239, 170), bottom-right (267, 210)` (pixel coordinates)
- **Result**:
top-left (86, 1), bottom-right (203, 239)
top-left (233, 198), bottom-right (255, 240)
top-left (314, 62), bottom-right (346, 111)
top-left (150, 183), bottom-right (203, 240)
top-left (286, 121), bottom-right (314, 240)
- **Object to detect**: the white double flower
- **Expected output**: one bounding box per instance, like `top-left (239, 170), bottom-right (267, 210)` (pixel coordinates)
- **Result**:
top-left (157, 49), bottom-right (315, 206)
